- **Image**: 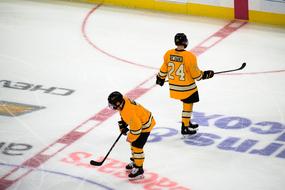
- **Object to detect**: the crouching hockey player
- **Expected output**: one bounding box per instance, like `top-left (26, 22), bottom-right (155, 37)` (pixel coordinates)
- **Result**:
top-left (108, 91), bottom-right (156, 180)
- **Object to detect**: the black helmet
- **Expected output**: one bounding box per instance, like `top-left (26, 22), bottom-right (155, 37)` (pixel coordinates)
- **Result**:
top-left (174, 33), bottom-right (188, 48)
top-left (108, 91), bottom-right (124, 110)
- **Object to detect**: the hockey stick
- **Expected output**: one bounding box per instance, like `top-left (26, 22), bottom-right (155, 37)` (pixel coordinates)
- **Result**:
top-left (163, 62), bottom-right (246, 82)
top-left (90, 132), bottom-right (123, 166)
top-left (214, 62), bottom-right (246, 74)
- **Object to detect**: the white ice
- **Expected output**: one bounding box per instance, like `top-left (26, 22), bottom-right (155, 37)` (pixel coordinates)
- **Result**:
top-left (0, 0), bottom-right (285, 190)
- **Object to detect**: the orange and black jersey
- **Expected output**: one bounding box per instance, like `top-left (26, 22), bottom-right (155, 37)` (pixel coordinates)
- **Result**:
top-left (120, 97), bottom-right (155, 143)
top-left (158, 49), bottom-right (203, 100)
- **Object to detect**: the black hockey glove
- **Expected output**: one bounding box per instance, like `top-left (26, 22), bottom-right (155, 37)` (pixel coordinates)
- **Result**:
top-left (202, 70), bottom-right (214, 80)
top-left (118, 120), bottom-right (129, 135)
top-left (156, 75), bottom-right (165, 86)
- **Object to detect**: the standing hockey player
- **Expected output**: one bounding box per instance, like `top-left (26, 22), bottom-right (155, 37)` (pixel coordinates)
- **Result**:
top-left (156, 33), bottom-right (214, 135)
top-left (108, 91), bottom-right (156, 180)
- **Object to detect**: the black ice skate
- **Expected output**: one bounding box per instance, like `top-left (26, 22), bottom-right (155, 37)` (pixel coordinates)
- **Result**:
top-left (181, 123), bottom-right (198, 135)
top-left (125, 161), bottom-right (134, 171)
top-left (128, 166), bottom-right (144, 180)
top-left (190, 122), bottom-right (199, 131)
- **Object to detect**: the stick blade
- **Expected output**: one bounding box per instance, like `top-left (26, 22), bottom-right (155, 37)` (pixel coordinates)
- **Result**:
top-left (90, 160), bottom-right (103, 166)
top-left (240, 62), bottom-right (246, 69)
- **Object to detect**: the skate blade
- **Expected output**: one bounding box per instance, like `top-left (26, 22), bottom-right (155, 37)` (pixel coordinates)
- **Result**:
top-left (128, 174), bottom-right (144, 181)
top-left (181, 133), bottom-right (198, 139)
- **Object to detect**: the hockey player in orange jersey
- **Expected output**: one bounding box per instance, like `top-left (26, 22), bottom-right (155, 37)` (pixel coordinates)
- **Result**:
top-left (156, 33), bottom-right (214, 135)
top-left (108, 91), bottom-right (156, 180)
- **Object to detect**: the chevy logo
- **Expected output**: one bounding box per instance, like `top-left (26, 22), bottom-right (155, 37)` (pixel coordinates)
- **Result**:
top-left (0, 101), bottom-right (45, 116)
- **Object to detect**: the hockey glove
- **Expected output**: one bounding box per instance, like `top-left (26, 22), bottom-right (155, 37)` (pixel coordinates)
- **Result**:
top-left (156, 75), bottom-right (165, 86)
top-left (118, 120), bottom-right (129, 135)
top-left (202, 70), bottom-right (214, 80)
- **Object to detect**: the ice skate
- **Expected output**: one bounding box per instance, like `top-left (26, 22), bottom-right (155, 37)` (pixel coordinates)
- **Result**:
top-left (181, 123), bottom-right (198, 136)
top-left (190, 122), bottom-right (199, 131)
top-left (125, 160), bottom-right (134, 173)
top-left (128, 166), bottom-right (144, 180)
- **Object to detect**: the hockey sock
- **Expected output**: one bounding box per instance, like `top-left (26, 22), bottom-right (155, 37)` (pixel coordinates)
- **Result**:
top-left (131, 146), bottom-right (144, 167)
top-left (182, 103), bottom-right (193, 127)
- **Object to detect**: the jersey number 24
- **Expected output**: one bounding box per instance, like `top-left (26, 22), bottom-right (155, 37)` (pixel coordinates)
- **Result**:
top-left (168, 62), bottom-right (185, 81)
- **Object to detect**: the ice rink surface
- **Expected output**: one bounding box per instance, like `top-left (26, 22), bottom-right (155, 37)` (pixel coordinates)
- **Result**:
top-left (0, 0), bottom-right (285, 190)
